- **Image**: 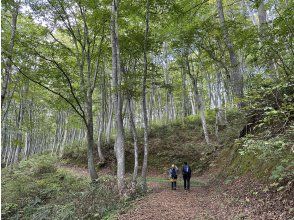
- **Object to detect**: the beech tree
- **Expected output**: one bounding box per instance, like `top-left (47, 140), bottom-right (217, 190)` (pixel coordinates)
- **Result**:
top-left (2, 0), bottom-right (292, 194)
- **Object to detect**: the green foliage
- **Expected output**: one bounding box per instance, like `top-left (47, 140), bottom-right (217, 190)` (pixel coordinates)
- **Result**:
top-left (17, 154), bottom-right (58, 176)
top-left (270, 159), bottom-right (294, 181)
top-left (62, 141), bottom-right (88, 167)
top-left (234, 135), bottom-right (294, 181)
top-left (1, 155), bottom-right (128, 220)
top-left (239, 137), bottom-right (287, 159)
top-left (245, 75), bottom-right (293, 134)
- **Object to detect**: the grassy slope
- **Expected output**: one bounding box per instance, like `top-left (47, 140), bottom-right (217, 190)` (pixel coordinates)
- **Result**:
top-left (63, 109), bottom-right (245, 176)
top-left (126, 110), bottom-right (243, 174)
top-left (1, 155), bottom-right (125, 219)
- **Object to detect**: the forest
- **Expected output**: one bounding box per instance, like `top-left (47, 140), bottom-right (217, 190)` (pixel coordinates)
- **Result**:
top-left (1, 0), bottom-right (293, 219)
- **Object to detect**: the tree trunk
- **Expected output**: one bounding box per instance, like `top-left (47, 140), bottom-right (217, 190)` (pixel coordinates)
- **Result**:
top-left (1, 0), bottom-right (19, 108)
top-left (217, 0), bottom-right (244, 107)
top-left (141, 0), bottom-right (150, 191)
top-left (257, 0), bottom-right (276, 77)
top-left (187, 58), bottom-right (210, 145)
top-left (86, 93), bottom-right (99, 181)
top-left (106, 99), bottom-right (113, 145)
top-left (189, 91), bottom-right (196, 115)
top-left (97, 116), bottom-right (105, 162)
top-left (215, 71), bottom-right (226, 142)
top-left (128, 98), bottom-right (139, 191)
top-left (111, 0), bottom-right (125, 194)
top-left (97, 69), bottom-right (106, 162)
top-left (59, 116), bottom-right (68, 158)
top-left (181, 64), bottom-right (189, 117)
top-left (191, 78), bottom-right (210, 145)
top-left (13, 97), bottom-right (24, 165)
top-left (148, 82), bottom-right (155, 123)
top-left (23, 132), bottom-right (29, 160)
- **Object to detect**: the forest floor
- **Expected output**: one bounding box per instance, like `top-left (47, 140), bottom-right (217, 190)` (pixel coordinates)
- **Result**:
top-left (59, 165), bottom-right (293, 220)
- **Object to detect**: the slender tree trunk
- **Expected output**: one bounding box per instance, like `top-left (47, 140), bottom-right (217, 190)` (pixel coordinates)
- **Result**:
top-left (23, 132), bottom-right (28, 160)
top-left (191, 78), bottom-right (210, 145)
top-left (97, 116), bottom-right (105, 162)
top-left (141, 0), bottom-right (150, 191)
top-left (59, 116), bottom-right (68, 157)
top-left (13, 98), bottom-right (24, 165)
top-left (257, 0), bottom-right (276, 77)
top-left (97, 69), bottom-right (106, 162)
top-left (86, 93), bottom-right (98, 180)
top-left (163, 42), bottom-right (171, 123)
top-left (111, 0), bottom-right (125, 194)
top-left (148, 82), bottom-right (155, 123)
top-left (51, 113), bottom-right (60, 156)
top-left (181, 64), bottom-right (189, 117)
top-left (106, 99), bottom-right (113, 145)
top-left (187, 58), bottom-right (210, 145)
top-left (189, 91), bottom-right (196, 115)
top-left (4, 134), bottom-right (11, 167)
top-left (1, 126), bottom-right (8, 160)
top-left (217, 0), bottom-right (244, 107)
top-left (215, 71), bottom-right (226, 142)
top-left (158, 92), bottom-right (163, 120)
top-left (128, 98), bottom-right (139, 191)
top-left (170, 93), bottom-right (176, 120)
top-left (1, 0), bottom-right (19, 108)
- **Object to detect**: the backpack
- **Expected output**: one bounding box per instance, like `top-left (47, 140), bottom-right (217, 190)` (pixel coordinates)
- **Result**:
top-left (171, 168), bottom-right (177, 178)
top-left (183, 165), bottom-right (189, 174)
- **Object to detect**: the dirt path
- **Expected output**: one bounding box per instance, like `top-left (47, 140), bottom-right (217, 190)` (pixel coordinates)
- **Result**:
top-left (119, 180), bottom-right (248, 220)
top-left (57, 165), bottom-right (254, 219)
top-left (118, 176), bottom-right (293, 220)
top-left (58, 165), bottom-right (292, 219)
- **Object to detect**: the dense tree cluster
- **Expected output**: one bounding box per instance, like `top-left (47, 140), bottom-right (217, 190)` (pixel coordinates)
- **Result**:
top-left (2, 0), bottom-right (293, 194)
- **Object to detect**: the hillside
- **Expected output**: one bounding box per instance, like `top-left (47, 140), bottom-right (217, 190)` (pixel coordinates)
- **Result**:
top-left (62, 110), bottom-right (245, 175)
top-left (3, 109), bottom-right (292, 219)
top-left (2, 0), bottom-right (293, 219)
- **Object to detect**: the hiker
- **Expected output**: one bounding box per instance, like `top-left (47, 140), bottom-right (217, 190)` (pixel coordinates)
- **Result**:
top-left (169, 164), bottom-right (178, 190)
top-left (182, 162), bottom-right (191, 190)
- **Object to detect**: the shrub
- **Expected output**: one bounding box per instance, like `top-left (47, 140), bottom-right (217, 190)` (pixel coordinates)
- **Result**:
top-left (236, 136), bottom-right (294, 181)
top-left (1, 155), bottom-right (125, 220)
top-left (270, 159), bottom-right (294, 181)
top-left (239, 137), bottom-right (287, 159)
top-left (17, 154), bottom-right (57, 176)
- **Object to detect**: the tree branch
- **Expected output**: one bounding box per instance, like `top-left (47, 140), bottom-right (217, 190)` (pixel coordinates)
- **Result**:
top-left (33, 49), bottom-right (86, 118)
top-left (91, 25), bottom-right (106, 92)
top-left (7, 57), bottom-right (87, 125)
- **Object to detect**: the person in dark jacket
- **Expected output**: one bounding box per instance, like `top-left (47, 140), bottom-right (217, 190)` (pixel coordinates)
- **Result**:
top-left (182, 162), bottom-right (191, 190)
top-left (169, 164), bottom-right (178, 190)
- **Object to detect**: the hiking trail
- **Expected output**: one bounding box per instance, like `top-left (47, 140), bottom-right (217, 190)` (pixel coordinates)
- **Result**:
top-left (59, 165), bottom-right (291, 220)
top-left (118, 175), bottom-right (250, 220)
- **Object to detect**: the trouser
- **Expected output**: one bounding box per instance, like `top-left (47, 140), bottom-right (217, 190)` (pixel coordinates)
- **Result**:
top-left (183, 175), bottom-right (190, 190)
top-left (171, 180), bottom-right (177, 189)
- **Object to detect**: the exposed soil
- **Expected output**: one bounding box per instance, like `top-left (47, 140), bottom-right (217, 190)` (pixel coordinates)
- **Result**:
top-left (58, 165), bottom-right (293, 220)
top-left (119, 175), bottom-right (293, 220)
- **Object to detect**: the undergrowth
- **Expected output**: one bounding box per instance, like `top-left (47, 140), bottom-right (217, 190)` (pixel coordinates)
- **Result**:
top-left (62, 109), bottom-right (245, 176)
top-left (1, 155), bottom-right (134, 220)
